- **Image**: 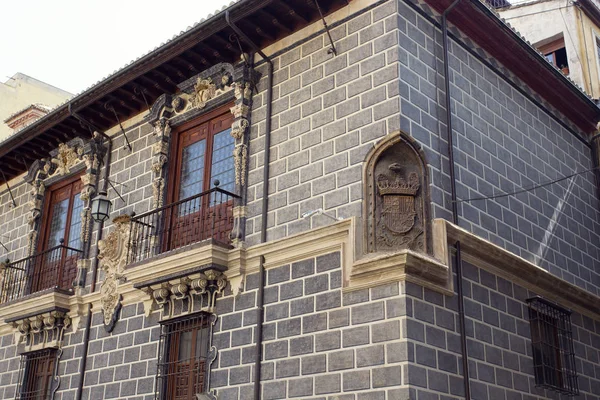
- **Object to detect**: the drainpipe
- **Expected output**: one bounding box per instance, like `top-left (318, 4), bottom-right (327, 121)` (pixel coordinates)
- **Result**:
top-left (69, 104), bottom-right (113, 400)
top-left (590, 127), bottom-right (600, 202)
top-left (226, 11), bottom-right (273, 400)
top-left (442, 2), bottom-right (471, 399)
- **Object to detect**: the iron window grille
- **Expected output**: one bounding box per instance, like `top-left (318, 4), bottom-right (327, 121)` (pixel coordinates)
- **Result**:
top-left (527, 296), bottom-right (578, 396)
top-left (156, 312), bottom-right (215, 400)
top-left (16, 348), bottom-right (58, 400)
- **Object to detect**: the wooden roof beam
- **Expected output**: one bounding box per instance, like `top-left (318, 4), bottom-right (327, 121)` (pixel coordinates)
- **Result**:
top-left (185, 49), bottom-right (211, 68)
top-left (116, 87), bottom-right (146, 108)
top-left (175, 55), bottom-right (199, 74)
top-left (275, 0), bottom-right (309, 23)
top-left (258, 9), bottom-right (292, 33)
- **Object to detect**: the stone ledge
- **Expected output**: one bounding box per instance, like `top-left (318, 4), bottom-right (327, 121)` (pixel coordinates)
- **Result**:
top-left (441, 219), bottom-right (600, 320)
top-left (0, 290), bottom-right (72, 323)
top-left (348, 250), bottom-right (452, 295)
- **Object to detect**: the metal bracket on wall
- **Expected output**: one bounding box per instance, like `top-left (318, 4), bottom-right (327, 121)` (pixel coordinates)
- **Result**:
top-left (0, 170), bottom-right (17, 208)
top-left (105, 102), bottom-right (133, 152)
top-left (133, 85), bottom-right (150, 110)
top-left (313, 0), bottom-right (337, 55)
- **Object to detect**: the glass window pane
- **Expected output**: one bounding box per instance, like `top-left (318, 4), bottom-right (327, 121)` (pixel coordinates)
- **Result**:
top-left (179, 139), bottom-right (206, 200)
top-left (210, 128), bottom-right (235, 196)
top-left (178, 331), bottom-right (193, 362)
top-left (47, 198), bottom-right (70, 248)
top-left (67, 194), bottom-right (84, 252)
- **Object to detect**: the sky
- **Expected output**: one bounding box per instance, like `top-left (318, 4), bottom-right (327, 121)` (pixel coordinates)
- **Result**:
top-left (1, 0), bottom-right (234, 95)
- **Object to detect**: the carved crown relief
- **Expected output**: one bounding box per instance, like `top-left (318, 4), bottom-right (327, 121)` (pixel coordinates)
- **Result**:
top-left (365, 132), bottom-right (431, 254)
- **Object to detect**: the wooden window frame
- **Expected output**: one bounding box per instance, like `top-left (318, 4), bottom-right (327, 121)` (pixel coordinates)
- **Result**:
top-left (34, 173), bottom-right (83, 292)
top-left (38, 173), bottom-right (83, 252)
top-left (156, 313), bottom-right (211, 400)
top-left (17, 349), bottom-right (57, 400)
top-left (166, 103), bottom-right (235, 207)
top-left (538, 38), bottom-right (569, 74)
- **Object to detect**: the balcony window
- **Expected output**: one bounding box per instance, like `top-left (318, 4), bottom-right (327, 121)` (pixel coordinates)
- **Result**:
top-left (128, 107), bottom-right (238, 263)
top-left (0, 175), bottom-right (84, 304)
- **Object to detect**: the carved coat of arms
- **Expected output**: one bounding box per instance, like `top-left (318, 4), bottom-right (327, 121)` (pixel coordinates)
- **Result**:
top-left (376, 163), bottom-right (423, 250)
top-left (190, 78), bottom-right (217, 109)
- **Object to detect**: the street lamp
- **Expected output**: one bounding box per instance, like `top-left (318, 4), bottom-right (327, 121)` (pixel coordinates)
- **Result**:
top-left (91, 191), bottom-right (112, 223)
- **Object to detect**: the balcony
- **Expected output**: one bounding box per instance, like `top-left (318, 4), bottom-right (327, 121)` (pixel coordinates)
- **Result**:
top-left (0, 244), bottom-right (82, 304)
top-left (128, 187), bottom-right (239, 265)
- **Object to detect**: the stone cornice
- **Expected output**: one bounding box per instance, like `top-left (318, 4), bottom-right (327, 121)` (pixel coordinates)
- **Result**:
top-left (440, 219), bottom-right (600, 320)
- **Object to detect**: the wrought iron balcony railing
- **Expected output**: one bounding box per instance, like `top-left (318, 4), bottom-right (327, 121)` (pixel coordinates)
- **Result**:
top-left (0, 244), bottom-right (83, 304)
top-left (128, 187), bottom-right (239, 264)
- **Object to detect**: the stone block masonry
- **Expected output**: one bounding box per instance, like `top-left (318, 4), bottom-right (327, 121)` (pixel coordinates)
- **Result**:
top-left (246, 0), bottom-right (600, 299)
top-left (211, 251), bottom-right (413, 400)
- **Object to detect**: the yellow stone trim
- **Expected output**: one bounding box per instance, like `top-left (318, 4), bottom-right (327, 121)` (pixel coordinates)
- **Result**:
top-left (348, 250), bottom-right (452, 295)
top-left (441, 219), bottom-right (600, 320)
top-left (4, 216), bottom-right (597, 331)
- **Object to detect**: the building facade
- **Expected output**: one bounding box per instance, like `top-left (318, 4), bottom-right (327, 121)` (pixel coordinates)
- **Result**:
top-left (0, 0), bottom-right (599, 399)
top-left (495, 0), bottom-right (600, 100)
top-left (0, 73), bottom-right (72, 141)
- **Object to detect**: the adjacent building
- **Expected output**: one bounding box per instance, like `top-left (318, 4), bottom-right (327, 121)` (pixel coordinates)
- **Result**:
top-left (0, 73), bottom-right (72, 141)
top-left (0, 0), bottom-right (599, 399)
top-left (495, 0), bottom-right (600, 99)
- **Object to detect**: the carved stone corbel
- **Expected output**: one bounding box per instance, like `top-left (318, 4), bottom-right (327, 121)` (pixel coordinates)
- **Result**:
top-left (12, 311), bottom-right (70, 350)
top-left (98, 215), bottom-right (131, 332)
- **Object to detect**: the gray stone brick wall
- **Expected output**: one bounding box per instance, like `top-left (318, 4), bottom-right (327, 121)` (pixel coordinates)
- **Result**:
top-left (212, 251), bottom-right (411, 399)
top-left (75, 305), bottom-right (158, 400)
top-left (0, 182), bottom-right (34, 262)
top-left (246, 0), bottom-right (600, 298)
top-left (404, 261), bottom-right (600, 400)
top-left (245, 0), bottom-right (402, 245)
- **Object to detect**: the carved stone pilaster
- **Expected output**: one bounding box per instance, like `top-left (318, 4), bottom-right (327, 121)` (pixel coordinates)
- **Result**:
top-left (150, 118), bottom-right (171, 209)
top-left (98, 215), bottom-right (131, 332)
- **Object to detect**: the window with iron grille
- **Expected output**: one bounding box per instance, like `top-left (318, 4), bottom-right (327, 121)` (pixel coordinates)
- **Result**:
top-left (527, 296), bottom-right (578, 396)
top-left (156, 313), bottom-right (211, 400)
top-left (16, 348), bottom-right (58, 400)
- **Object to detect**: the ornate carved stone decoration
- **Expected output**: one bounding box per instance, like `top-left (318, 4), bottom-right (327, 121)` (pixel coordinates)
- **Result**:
top-left (364, 132), bottom-right (431, 254)
top-left (151, 118), bottom-right (171, 209)
top-left (24, 136), bottom-right (105, 259)
top-left (49, 143), bottom-right (84, 177)
top-left (12, 311), bottom-right (71, 350)
top-left (190, 78), bottom-right (217, 109)
top-left (137, 267), bottom-right (228, 318)
top-left (233, 144), bottom-right (247, 186)
top-left (98, 215), bottom-right (131, 332)
top-left (230, 118), bottom-right (249, 140)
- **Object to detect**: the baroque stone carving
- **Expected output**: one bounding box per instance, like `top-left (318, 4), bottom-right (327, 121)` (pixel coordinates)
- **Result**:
top-left (98, 215), bottom-right (131, 332)
top-left (230, 118), bottom-right (249, 140)
top-left (12, 311), bottom-right (71, 349)
top-left (49, 142), bottom-right (84, 177)
top-left (190, 78), bottom-right (217, 109)
top-left (151, 118), bottom-right (171, 209)
top-left (140, 268), bottom-right (228, 318)
top-left (364, 132), bottom-right (431, 254)
top-left (233, 144), bottom-right (247, 186)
